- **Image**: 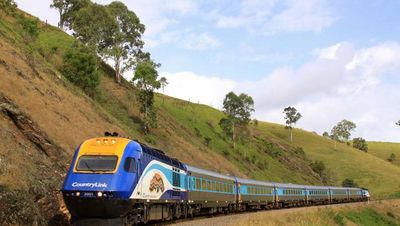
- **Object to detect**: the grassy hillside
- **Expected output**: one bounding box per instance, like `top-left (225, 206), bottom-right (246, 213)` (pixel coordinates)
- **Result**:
top-left (0, 5), bottom-right (399, 226)
top-left (175, 199), bottom-right (400, 226)
top-left (368, 142), bottom-right (400, 167)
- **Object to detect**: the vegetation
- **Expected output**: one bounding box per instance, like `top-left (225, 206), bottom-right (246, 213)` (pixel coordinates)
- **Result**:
top-left (104, 1), bottom-right (145, 83)
top-left (61, 43), bottom-right (99, 96)
top-left (353, 137), bottom-right (368, 152)
top-left (396, 120), bottom-right (400, 126)
top-left (387, 153), bottom-right (396, 162)
top-left (283, 106), bottom-right (302, 143)
top-left (215, 199), bottom-right (400, 226)
top-left (219, 92), bottom-right (254, 150)
top-left (368, 142), bottom-right (400, 167)
top-left (342, 178), bottom-right (358, 187)
top-left (159, 76), bottom-right (168, 93)
top-left (18, 16), bottom-right (40, 41)
top-left (0, 0), bottom-right (17, 14)
top-left (132, 60), bottom-right (161, 133)
top-left (51, 0), bottom-right (146, 83)
top-left (330, 120), bottom-right (356, 149)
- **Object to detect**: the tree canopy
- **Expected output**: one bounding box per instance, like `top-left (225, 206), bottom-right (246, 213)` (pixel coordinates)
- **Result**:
top-left (51, 0), bottom-right (146, 83)
top-left (132, 60), bottom-right (161, 134)
top-left (396, 120), bottom-right (400, 127)
top-left (342, 178), bottom-right (358, 187)
top-left (104, 1), bottom-right (145, 83)
top-left (283, 106), bottom-right (302, 142)
top-left (331, 120), bottom-right (356, 142)
top-left (352, 137), bottom-right (368, 152)
top-left (219, 92), bottom-right (254, 150)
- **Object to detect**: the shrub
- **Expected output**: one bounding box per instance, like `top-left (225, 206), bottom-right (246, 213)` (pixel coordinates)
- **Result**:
top-left (0, 0), bottom-right (17, 14)
top-left (18, 16), bottom-right (40, 41)
top-left (387, 153), bottom-right (396, 162)
top-left (310, 160), bottom-right (326, 176)
top-left (204, 136), bottom-right (211, 146)
top-left (352, 137), bottom-right (368, 152)
top-left (342, 178), bottom-right (358, 187)
top-left (61, 44), bottom-right (99, 96)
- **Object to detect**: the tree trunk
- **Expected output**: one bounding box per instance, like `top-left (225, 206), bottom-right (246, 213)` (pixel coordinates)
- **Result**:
top-left (334, 140), bottom-right (337, 149)
top-left (115, 59), bottom-right (121, 83)
top-left (232, 121), bottom-right (236, 150)
top-left (290, 128), bottom-right (293, 143)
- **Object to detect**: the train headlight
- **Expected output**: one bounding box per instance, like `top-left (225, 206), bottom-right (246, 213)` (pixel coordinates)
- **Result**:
top-left (76, 192), bottom-right (81, 197)
top-left (97, 191), bottom-right (103, 197)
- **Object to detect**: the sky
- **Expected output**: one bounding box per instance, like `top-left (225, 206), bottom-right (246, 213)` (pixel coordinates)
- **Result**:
top-left (15, 0), bottom-right (400, 142)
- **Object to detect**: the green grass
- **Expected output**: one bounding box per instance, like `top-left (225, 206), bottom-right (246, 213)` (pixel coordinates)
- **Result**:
top-left (345, 208), bottom-right (398, 226)
top-left (368, 142), bottom-right (400, 167)
top-left (256, 122), bottom-right (400, 198)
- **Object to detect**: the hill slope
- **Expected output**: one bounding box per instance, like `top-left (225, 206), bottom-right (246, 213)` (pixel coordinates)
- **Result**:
top-left (0, 7), bottom-right (399, 225)
top-left (368, 142), bottom-right (400, 167)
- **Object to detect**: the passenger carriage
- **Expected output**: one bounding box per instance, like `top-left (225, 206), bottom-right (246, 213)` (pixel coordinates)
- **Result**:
top-left (275, 183), bottom-right (308, 207)
top-left (236, 178), bottom-right (275, 210)
top-left (186, 165), bottom-right (236, 214)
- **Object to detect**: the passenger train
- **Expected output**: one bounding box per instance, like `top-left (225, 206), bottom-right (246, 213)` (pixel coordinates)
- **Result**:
top-left (61, 135), bottom-right (370, 225)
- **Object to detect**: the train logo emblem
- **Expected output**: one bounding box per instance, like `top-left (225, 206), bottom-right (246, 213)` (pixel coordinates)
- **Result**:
top-left (149, 173), bottom-right (165, 193)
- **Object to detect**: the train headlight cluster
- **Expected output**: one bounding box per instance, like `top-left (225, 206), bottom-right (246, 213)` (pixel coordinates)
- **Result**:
top-left (96, 139), bottom-right (117, 145)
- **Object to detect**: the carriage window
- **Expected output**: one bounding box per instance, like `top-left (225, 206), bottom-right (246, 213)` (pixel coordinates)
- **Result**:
top-left (202, 179), bottom-right (206, 190)
top-left (77, 155), bottom-right (118, 172)
top-left (196, 178), bottom-right (201, 189)
top-left (124, 157), bottom-right (137, 173)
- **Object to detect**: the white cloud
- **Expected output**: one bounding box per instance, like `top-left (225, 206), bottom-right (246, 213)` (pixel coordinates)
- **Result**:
top-left (160, 42), bottom-right (400, 142)
top-left (160, 71), bottom-right (236, 108)
top-left (184, 32), bottom-right (221, 50)
top-left (212, 0), bottom-right (337, 34)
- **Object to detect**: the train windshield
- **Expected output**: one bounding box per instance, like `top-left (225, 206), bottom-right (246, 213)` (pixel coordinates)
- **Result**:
top-left (76, 155), bottom-right (118, 172)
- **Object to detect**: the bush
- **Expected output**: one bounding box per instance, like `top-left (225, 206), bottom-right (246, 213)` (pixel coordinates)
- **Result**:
top-left (310, 160), bottom-right (326, 176)
top-left (342, 178), bottom-right (358, 187)
top-left (352, 137), bottom-right (368, 152)
top-left (61, 44), bottom-right (99, 96)
top-left (0, 0), bottom-right (17, 14)
top-left (204, 136), bottom-right (211, 146)
top-left (18, 16), bottom-right (40, 41)
top-left (387, 153), bottom-right (396, 162)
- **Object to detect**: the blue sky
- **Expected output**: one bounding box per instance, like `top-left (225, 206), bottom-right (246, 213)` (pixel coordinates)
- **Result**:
top-left (16, 0), bottom-right (400, 142)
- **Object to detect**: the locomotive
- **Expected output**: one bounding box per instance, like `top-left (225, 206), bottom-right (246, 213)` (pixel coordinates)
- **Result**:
top-left (61, 136), bottom-right (370, 225)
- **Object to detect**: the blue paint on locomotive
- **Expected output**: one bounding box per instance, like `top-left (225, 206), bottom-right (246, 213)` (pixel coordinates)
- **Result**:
top-left (62, 141), bottom-right (142, 199)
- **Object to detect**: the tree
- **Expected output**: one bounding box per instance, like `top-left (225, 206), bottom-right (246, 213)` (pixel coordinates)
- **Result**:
top-left (50, 0), bottom-right (67, 29)
top-left (330, 120), bottom-right (356, 149)
top-left (72, 3), bottom-right (117, 54)
top-left (322, 131), bottom-right (329, 137)
top-left (104, 1), bottom-right (145, 83)
top-left (283, 106), bottom-right (302, 143)
top-left (61, 43), bottom-right (99, 96)
top-left (352, 137), bottom-right (368, 152)
top-left (396, 120), bottom-right (400, 127)
top-left (132, 60), bottom-right (161, 134)
top-left (219, 92), bottom-right (254, 150)
top-left (50, 0), bottom-right (91, 30)
top-left (342, 178), bottom-right (358, 187)
top-left (388, 153), bottom-right (396, 162)
top-left (159, 77), bottom-right (168, 93)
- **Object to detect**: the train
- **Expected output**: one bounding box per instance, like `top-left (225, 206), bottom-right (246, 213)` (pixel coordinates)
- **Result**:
top-left (61, 135), bottom-right (370, 225)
